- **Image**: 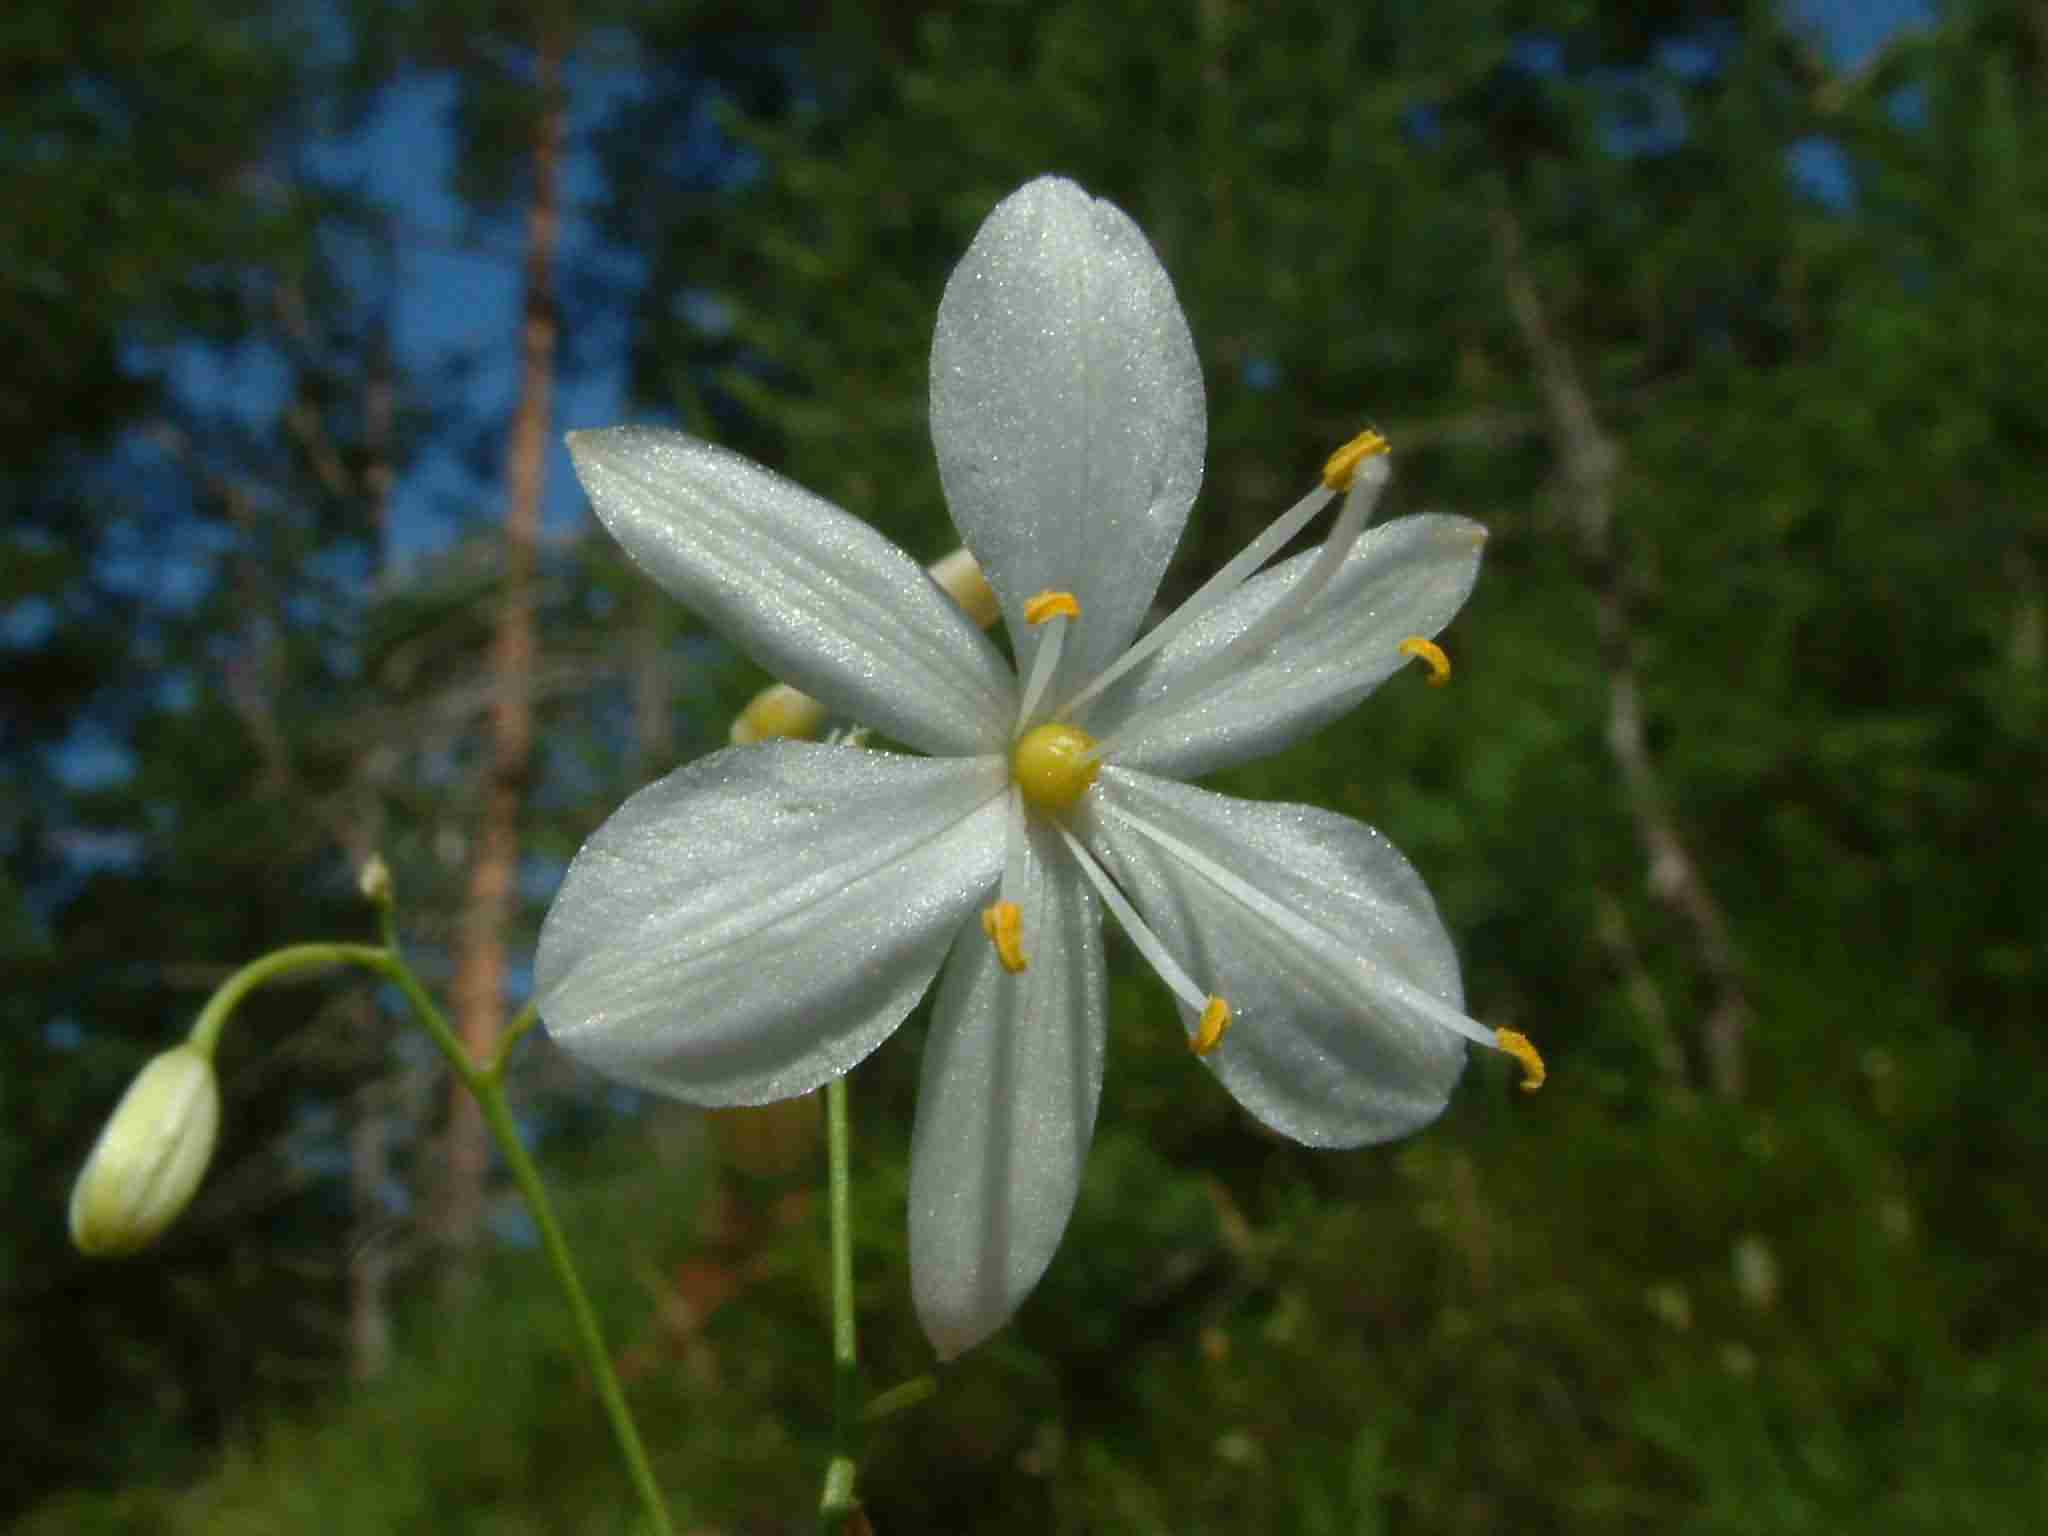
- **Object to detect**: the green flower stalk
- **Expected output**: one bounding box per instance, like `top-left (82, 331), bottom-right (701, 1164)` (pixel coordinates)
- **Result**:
top-left (70, 1042), bottom-right (221, 1256)
top-left (64, 925), bottom-right (677, 1533)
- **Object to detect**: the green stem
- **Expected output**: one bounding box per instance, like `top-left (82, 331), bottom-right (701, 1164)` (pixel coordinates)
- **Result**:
top-left (470, 1064), bottom-right (675, 1535)
top-left (373, 888), bottom-right (401, 955)
top-left (486, 999), bottom-right (541, 1081)
top-left (818, 1073), bottom-right (861, 1530)
top-left (379, 961), bottom-right (675, 1536)
top-left (187, 943), bottom-right (388, 1058)
top-left (184, 940), bottom-right (675, 1535)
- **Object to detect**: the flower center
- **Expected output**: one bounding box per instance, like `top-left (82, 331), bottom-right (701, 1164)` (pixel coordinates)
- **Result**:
top-left (1011, 722), bottom-right (1100, 813)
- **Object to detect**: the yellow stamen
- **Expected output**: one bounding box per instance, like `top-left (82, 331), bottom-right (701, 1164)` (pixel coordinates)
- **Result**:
top-left (980, 901), bottom-right (1028, 973)
top-left (1398, 635), bottom-right (1452, 686)
top-left (1495, 1028), bottom-right (1546, 1092)
top-left (1011, 722), bottom-right (1100, 813)
top-left (730, 682), bottom-right (826, 745)
top-left (929, 548), bottom-right (1001, 629)
top-left (1321, 427), bottom-right (1391, 491)
top-left (1024, 589), bottom-right (1081, 625)
top-left (1191, 995), bottom-right (1232, 1056)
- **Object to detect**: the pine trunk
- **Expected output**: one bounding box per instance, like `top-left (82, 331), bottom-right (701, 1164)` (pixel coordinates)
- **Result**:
top-left (439, 39), bottom-right (564, 1260)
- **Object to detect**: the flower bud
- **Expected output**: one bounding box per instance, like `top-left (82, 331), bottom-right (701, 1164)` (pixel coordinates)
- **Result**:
top-left (730, 681), bottom-right (828, 745)
top-left (70, 1045), bottom-right (221, 1257)
top-left (927, 547), bottom-right (1000, 629)
top-left (357, 853), bottom-right (393, 907)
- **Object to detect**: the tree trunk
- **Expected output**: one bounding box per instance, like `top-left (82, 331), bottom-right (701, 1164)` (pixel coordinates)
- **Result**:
top-left (439, 39), bottom-right (565, 1262)
top-left (346, 1037), bottom-right (395, 1380)
top-left (1491, 197), bottom-right (1753, 1098)
top-left (346, 326), bottom-right (400, 1378)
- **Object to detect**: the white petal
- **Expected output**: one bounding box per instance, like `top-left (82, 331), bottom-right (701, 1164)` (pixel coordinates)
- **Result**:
top-left (569, 426), bottom-right (1017, 757)
top-left (930, 176), bottom-right (1205, 704)
top-left (537, 742), bottom-right (1007, 1106)
top-left (1076, 769), bottom-right (1469, 1147)
top-left (69, 1046), bottom-right (220, 1256)
top-left (1087, 514), bottom-right (1486, 779)
top-left (909, 817), bottom-right (1105, 1359)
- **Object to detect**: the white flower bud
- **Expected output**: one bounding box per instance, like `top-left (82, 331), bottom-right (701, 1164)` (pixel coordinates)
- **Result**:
top-left (729, 681), bottom-right (827, 745)
top-left (69, 1044), bottom-right (221, 1257)
top-left (926, 547), bottom-right (1000, 629)
top-left (357, 853), bottom-right (393, 907)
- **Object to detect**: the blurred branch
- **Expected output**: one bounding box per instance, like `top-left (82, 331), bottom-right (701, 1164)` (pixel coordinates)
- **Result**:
top-left (346, 1031), bottom-right (396, 1382)
top-left (363, 332), bottom-right (397, 539)
top-left (1316, 384), bottom-right (1689, 458)
top-left (1319, 406), bottom-right (1547, 452)
top-left (271, 280), bottom-right (362, 504)
top-left (143, 419), bottom-right (295, 799)
top-left (631, 586), bottom-right (677, 778)
top-left (1491, 196), bottom-right (1753, 1099)
top-left (1595, 893), bottom-right (1689, 1089)
top-left (1778, 22), bottom-right (1939, 119)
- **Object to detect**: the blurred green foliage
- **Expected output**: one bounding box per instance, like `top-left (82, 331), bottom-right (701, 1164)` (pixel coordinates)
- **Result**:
top-left (18, 1091), bottom-right (2047, 1532)
top-left (10, 0), bottom-right (2046, 1531)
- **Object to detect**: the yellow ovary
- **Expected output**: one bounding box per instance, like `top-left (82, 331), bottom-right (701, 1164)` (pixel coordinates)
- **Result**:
top-left (1012, 723), bottom-right (1100, 814)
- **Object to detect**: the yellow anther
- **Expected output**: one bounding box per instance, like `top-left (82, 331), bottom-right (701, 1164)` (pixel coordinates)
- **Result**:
top-left (929, 548), bottom-right (1001, 629)
top-left (1024, 589), bottom-right (1081, 626)
top-left (1011, 722), bottom-right (1100, 813)
top-left (1495, 1028), bottom-right (1546, 1092)
top-left (1398, 635), bottom-right (1452, 686)
top-left (980, 901), bottom-right (1028, 973)
top-left (1321, 426), bottom-right (1391, 491)
top-left (731, 682), bottom-right (826, 745)
top-left (1191, 996), bottom-right (1233, 1057)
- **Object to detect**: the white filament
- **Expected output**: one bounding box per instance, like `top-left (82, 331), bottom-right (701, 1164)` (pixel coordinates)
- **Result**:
top-left (1087, 456), bottom-right (1392, 762)
top-left (1015, 611), bottom-right (1069, 732)
top-left (1060, 479), bottom-right (1339, 723)
top-left (1056, 826), bottom-right (1213, 1016)
top-left (1106, 795), bottom-right (1499, 1052)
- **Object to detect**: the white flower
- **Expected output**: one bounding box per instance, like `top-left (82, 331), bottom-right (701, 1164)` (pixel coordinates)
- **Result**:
top-left (71, 1044), bottom-right (221, 1257)
top-left (539, 176), bottom-right (1534, 1358)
